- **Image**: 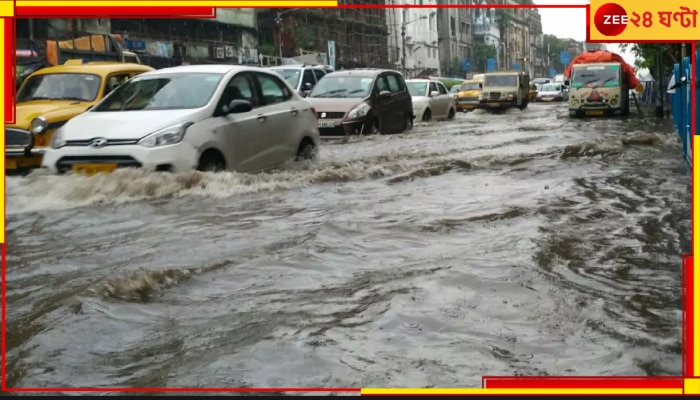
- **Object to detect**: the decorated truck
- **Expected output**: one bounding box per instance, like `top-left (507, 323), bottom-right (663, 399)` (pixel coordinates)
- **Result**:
top-left (564, 50), bottom-right (643, 118)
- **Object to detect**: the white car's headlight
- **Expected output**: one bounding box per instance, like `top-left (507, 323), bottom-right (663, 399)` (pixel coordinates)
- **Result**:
top-left (138, 122), bottom-right (193, 148)
top-left (346, 103), bottom-right (371, 119)
top-left (50, 127), bottom-right (66, 149)
top-left (30, 116), bottom-right (48, 135)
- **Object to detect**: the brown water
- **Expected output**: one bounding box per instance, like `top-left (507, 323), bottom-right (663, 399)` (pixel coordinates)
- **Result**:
top-left (4, 103), bottom-right (690, 391)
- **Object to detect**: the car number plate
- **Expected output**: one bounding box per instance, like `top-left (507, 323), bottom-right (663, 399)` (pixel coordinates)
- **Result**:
top-left (72, 163), bottom-right (117, 176)
top-left (5, 158), bottom-right (17, 169)
top-left (318, 120), bottom-right (336, 128)
top-left (586, 110), bottom-right (604, 116)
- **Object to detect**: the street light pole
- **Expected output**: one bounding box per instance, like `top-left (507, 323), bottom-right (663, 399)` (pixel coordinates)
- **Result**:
top-left (275, 12), bottom-right (283, 59)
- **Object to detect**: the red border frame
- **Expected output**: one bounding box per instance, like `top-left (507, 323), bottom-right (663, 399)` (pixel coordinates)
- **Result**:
top-left (2, 3), bottom-right (695, 394)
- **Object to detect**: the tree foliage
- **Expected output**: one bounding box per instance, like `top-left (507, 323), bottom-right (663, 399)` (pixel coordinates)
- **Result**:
top-left (542, 34), bottom-right (571, 73)
top-left (618, 43), bottom-right (687, 79)
top-left (472, 42), bottom-right (497, 72)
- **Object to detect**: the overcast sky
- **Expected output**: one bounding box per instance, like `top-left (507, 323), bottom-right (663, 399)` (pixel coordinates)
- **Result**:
top-left (531, 0), bottom-right (637, 64)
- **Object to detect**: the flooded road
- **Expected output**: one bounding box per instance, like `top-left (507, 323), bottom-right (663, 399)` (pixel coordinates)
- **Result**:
top-left (5, 103), bottom-right (690, 390)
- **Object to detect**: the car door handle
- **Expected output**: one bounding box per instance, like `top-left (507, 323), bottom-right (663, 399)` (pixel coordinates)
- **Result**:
top-left (290, 108), bottom-right (298, 116)
top-left (257, 114), bottom-right (266, 122)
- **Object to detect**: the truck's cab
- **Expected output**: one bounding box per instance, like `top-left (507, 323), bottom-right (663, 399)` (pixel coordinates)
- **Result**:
top-left (478, 71), bottom-right (530, 111)
top-left (566, 62), bottom-right (630, 118)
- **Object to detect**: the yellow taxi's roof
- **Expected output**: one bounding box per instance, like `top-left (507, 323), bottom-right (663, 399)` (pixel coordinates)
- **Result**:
top-left (485, 70), bottom-right (528, 75)
top-left (32, 63), bottom-right (153, 77)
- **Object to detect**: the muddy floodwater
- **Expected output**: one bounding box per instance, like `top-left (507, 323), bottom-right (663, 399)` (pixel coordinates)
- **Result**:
top-left (5, 103), bottom-right (691, 391)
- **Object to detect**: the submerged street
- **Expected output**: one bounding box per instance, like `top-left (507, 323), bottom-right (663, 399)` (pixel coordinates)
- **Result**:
top-left (5, 103), bottom-right (690, 389)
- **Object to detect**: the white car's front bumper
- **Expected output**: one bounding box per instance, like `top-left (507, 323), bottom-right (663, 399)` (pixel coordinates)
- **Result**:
top-left (41, 142), bottom-right (199, 174)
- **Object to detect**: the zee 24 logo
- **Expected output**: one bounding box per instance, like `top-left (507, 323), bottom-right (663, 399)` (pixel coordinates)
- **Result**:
top-left (594, 3), bottom-right (698, 36)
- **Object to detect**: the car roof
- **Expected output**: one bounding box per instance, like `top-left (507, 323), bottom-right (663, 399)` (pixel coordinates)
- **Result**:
top-left (139, 64), bottom-right (257, 76)
top-left (269, 64), bottom-right (330, 70)
top-left (406, 79), bottom-right (442, 83)
top-left (32, 63), bottom-right (154, 76)
top-left (326, 68), bottom-right (397, 78)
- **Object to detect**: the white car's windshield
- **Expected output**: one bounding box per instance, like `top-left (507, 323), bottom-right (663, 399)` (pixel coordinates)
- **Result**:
top-left (540, 84), bottom-right (561, 92)
top-left (273, 69), bottom-right (301, 88)
top-left (407, 82), bottom-right (428, 97)
top-left (93, 73), bottom-right (223, 111)
top-left (309, 76), bottom-right (374, 98)
top-left (450, 85), bottom-right (461, 93)
top-left (17, 73), bottom-right (101, 102)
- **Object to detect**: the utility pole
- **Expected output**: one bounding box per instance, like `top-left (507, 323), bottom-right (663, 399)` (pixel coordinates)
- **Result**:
top-left (401, 23), bottom-right (407, 73)
top-left (275, 12), bottom-right (283, 59)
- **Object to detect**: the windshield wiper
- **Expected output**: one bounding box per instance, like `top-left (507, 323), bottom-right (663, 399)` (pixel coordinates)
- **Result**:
top-left (311, 89), bottom-right (347, 97)
top-left (591, 77), bottom-right (617, 89)
top-left (61, 96), bottom-right (87, 102)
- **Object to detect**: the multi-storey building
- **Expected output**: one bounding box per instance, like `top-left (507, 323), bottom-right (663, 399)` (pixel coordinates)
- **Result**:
top-left (436, 0), bottom-right (473, 77)
top-left (257, 2), bottom-right (389, 69)
top-left (496, 0), bottom-right (531, 71)
top-left (386, 0), bottom-right (441, 77)
top-left (527, 8), bottom-right (544, 77)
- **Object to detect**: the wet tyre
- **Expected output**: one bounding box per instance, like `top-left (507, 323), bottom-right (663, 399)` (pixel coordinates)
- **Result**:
top-left (198, 150), bottom-right (226, 172)
top-left (402, 113), bottom-right (414, 133)
top-left (422, 109), bottom-right (432, 122)
top-left (447, 108), bottom-right (456, 120)
top-left (296, 139), bottom-right (316, 161)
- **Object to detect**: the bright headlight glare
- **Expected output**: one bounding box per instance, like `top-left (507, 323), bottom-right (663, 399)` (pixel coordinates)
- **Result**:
top-left (31, 116), bottom-right (48, 135)
top-left (51, 127), bottom-right (65, 149)
top-left (347, 103), bottom-right (371, 119)
top-left (138, 122), bottom-right (192, 147)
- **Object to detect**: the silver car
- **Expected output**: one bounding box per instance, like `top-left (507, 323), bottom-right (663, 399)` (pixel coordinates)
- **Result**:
top-left (269, 64), bottom-right (334, 97)
top-left (42, 64), bottom-right (321, 175)
top-left (536, 83), bottom-right (569, 102)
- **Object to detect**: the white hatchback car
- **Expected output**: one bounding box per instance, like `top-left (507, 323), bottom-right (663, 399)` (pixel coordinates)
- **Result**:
top-left (42, 64), bottom-right (320, 175)
top-left (405, 79), bottom-right (456, 122)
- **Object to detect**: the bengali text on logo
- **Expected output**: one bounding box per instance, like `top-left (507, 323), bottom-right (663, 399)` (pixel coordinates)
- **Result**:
top-left (589, 0), bottom-right (700, 41)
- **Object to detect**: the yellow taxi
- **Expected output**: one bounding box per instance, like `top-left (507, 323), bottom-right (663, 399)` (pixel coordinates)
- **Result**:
top-left (455, 79), bottom-right (483, 112)
top-left (7, 61), bottom-right (153, 171)
top-left (529, 83), bottom-right (538, 102)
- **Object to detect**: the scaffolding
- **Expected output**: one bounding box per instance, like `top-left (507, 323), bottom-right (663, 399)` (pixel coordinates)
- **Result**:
top-left (258, 2), bottom-right (390, 69)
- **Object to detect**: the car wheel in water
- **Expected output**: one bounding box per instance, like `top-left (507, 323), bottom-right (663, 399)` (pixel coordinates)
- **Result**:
top-left (447, 108), bottom-right (455, 120)
top-left (403, 113), bottom-right (414, 133)
top-left (422, 109), bottom-right (432, 122)
top-left (296, 139), bottom-right (316, 161)
top-left (197, 150), bottom-right (226, 172)
top-left (366, 119), bottom-right (381, 135)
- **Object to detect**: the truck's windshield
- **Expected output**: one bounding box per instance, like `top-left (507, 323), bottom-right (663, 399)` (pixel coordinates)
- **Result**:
top-left (484, 75), bottom-right (517, 87)
top-left (571, 65), bottom-right (620, 88)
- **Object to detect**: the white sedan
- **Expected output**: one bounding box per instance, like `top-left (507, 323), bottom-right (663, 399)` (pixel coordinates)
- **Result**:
top-left (405, 79), bottom-right (456, 122)
top-left (42, 64), bottom-right (320, 175)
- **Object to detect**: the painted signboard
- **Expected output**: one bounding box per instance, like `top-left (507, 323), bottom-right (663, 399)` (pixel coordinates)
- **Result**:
top-left (215, 9), bottom-right (256, 29)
